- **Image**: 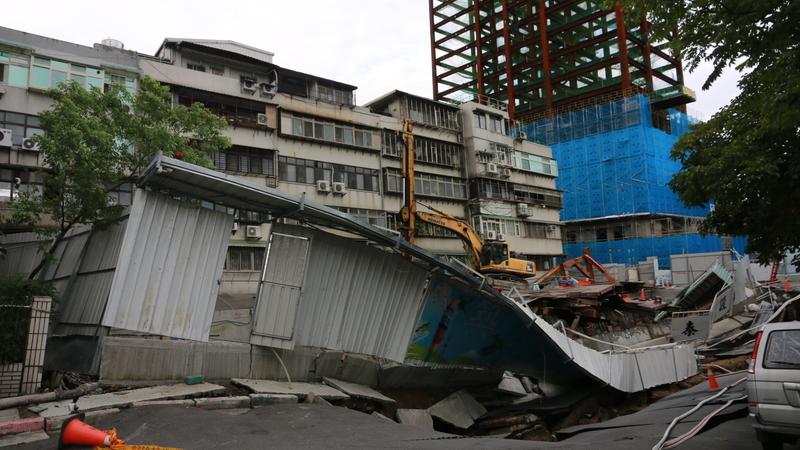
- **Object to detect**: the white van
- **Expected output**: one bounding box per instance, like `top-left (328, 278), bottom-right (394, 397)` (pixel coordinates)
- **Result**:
top-left (747, 321), bottom-right (800, 449)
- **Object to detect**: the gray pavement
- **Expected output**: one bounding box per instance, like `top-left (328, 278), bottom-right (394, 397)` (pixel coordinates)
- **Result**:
top-left (16, 372), bottom-right (797, 449)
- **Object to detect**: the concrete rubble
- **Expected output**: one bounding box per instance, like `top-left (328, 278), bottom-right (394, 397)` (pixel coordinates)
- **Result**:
top-left (396, 409), bottom-right (434, 430)
top-left (323, 377), bottom-right (395, 405)
top-left (30, 382), bottom-right (225, 418)
top-left (231, 378), bottom-right (350, 400)
top-left (427, 390), bottom-right (487, 429)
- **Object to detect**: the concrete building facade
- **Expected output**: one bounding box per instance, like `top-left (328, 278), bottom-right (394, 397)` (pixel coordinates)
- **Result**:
top-left (0, 27), bottom-right (140, 230)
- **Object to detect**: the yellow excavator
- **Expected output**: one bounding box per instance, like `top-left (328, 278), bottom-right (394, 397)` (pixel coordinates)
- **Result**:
top-left (398, 119), bottom-right (536, 280)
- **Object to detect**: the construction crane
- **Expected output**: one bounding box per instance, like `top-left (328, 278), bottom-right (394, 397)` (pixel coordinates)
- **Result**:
top-left (398, 118), bottom-right (536, 280)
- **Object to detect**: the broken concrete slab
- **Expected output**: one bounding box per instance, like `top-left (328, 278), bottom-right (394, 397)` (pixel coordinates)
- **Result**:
top-left (371, 412), bottom-right (395, 423)
top-left (250, 393), bottom-right (298, 407)
top-left (132, 399), bottom-right (196, 407)
top-left (323, 377), bottom-right (395, 404)
top-left (396, 409), bottom-right (434, 430)
top-left (428, 390), bottom-right (487, 429)
top-left (194, 396), bottom-right (251, 410)
top-left (0, 430), bottom-right (49, 447)
top-left (231, 378), bottom-right (348, 400)
top-left (520, 376), bottom-right (536, 394)
top-left (496, 372), bottom-right (527, 397)
top-left (32, 382), bottom-right (224, 418)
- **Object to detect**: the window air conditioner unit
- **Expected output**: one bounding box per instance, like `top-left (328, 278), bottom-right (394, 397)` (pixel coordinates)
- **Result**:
top-left (547, 224), bottom-right (558, 232)
top-left (485, 230), bottom-right (497, 241)
top-left (496, 152), bottom-right (509, 166)
top-left (496, 232), bottom-right (506, 241)
top-left (240, 76), bottom-right (258, 93)
top-left (485, 162), bottom-right (499, 175)
top-left (257, 113), bottom-right (268, 126)
top-left (316, 179), bottom-right (331, 193)
top-left (259, 82), bottom-right (276, 97)
top-left (245, 225), bottom-right (262, 239)
top-left (22, 137), bottom-right (40, 151)
top-left (516, 131), bottom-right (527, 141)
top-left (332, 182), bottom-right (347, 195)
top-left (0, 129), bottom-right (12, 147)
top-left (501, 167), bottom-right (512, 178)
top-left (517, 203), bottom-right (530, 217)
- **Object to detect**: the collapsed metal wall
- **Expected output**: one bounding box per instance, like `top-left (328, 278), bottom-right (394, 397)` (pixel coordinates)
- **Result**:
top-left (102, 189), bottom-right (231, 341)
top-left (250, 224), bottom-right (429, 362)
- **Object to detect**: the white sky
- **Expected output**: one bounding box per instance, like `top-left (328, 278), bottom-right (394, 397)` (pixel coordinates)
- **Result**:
top-left (7, 0), bottom-right (740, 118)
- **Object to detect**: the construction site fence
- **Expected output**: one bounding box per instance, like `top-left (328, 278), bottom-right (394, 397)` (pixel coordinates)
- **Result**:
top-left (563, 234), bottom-right (748, 269)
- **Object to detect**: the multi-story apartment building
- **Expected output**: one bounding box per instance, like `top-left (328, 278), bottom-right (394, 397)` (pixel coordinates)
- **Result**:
top-left (0, 26), bottom-right (563, 286)
top-left (142, 39), bottom-right (563, 272)
top-left (460, 101), bottom-right (562, 270)
top-left (0, 27), bottom-right (139, 231)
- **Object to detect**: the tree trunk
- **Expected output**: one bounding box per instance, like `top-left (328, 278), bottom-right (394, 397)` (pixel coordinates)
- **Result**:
top-left (27, 227), bottom-right (70, 280)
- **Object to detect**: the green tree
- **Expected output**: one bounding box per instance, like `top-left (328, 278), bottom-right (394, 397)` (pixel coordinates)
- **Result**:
top-left (607, 0), bottom-right (800, 264)
top-left (11, 76), bottom-right (231, 279)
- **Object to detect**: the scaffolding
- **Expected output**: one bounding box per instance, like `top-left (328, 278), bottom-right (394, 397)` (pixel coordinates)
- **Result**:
top-left (428, 0), bottom-right (690, 121)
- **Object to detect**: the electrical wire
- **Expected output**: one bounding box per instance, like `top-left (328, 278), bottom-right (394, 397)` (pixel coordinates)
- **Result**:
top-left (651, 376), bottom-right (747, 450)
top-left (662, 395), bottom-right (747, 448)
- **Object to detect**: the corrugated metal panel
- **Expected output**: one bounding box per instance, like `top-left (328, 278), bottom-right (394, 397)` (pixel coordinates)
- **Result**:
top-left (58, 220), bottom-right (128, 328)
top-left (0, 233), bottom-right (45, 276)
top-left (251, 225), bottom-right (428, 362)
top-left (102, 189), bottom-right (232, 341)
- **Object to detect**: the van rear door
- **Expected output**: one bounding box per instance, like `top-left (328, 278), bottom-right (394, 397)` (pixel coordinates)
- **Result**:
top-left (755, 328), bottom-right (800, 425)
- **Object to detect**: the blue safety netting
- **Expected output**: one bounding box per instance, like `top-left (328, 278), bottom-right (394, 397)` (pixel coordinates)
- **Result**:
top-left (518, 95), bottom-right (707, 221)
top-left (564, 235), bottom-right (748, 269)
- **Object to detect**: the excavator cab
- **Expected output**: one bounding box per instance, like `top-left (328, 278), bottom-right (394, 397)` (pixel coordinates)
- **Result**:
top-left (480, 242), bottom-right (510, 266)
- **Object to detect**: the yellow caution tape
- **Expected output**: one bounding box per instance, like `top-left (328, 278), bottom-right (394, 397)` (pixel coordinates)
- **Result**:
top-left (93, 428), bottom-right (183, 450)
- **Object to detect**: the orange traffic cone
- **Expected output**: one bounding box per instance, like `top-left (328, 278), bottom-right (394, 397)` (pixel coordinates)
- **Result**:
top-left (59, 414), bottom-right (112, 449)
top-left (707, 367), bottom-right (719, 391)
top-left (639, 288), bottom-right (646, 301)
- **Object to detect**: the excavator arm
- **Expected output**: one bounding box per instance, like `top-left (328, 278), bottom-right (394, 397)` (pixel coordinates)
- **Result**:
top-left (416, 208), bottom-right (484, 269)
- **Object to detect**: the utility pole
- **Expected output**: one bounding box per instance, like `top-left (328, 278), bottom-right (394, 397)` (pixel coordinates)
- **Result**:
top-left (400, 118), bottom-right (416, 244)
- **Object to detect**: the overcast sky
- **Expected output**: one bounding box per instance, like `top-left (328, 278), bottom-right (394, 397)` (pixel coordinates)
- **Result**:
top-left (7, 0), bottom-right (740, 119)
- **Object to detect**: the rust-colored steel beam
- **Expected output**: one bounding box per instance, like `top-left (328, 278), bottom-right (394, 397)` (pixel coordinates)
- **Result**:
top-left (473, 0), bottom-right (485, 100)
top-left (537, 0), bottom-right (553, 116)
top-left (501, 0), bottom-right (516, 117)
top-left (640, 18), bottom-right (654, 91)
top-left (429, 0), bottom-right (440, 99)
top-left (614, 3), bottom-right (631, 91)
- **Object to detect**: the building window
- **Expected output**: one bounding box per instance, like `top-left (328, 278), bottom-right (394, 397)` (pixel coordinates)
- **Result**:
top-left (490, 115), bottom-right (504, 134)
top-left (0, 111), bottom-right (43, 146)
top-left (278, 156), bottom-right (379, 192)
top-left (337, 207), bottom-right (387, 227)
top-left (210, 66), bottom-right (224, 76)
top-left (407, 97), bottom-right (460, 131)
top-left (0, 50), bottom-right (30, 88)
top-left (414, 136), bottom-right (462, 167)
top-left (224, 246), bottom-right (265, 271)
top-left (311, 83), bottom-right (354, 106)
top-left (187, 63), bottom-right (206, 72)
top-left (513, 151), bottom-right (557, 176)
top-left (104, 73), bottom-right (136, 94)
top-left (212, 148), bottom-right (276, 178)
top-left (30, 57), bottom-right (103, 90)
top-left (382, 130), bottom-right (401, 157)
top-left (107, 182), bottom-right (133, 207)
top-left (0, 169), bottom-right (44, 203)
top-left (474, 111), bottom-right (487, 129)
top-left (384, 169), bottom-right (466, 200)
top-left (285, 113), bottom-right (376, 150)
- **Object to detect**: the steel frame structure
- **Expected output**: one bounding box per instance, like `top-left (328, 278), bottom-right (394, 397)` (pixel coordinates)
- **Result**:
top-left (429, 0), bottom-right (690, 121)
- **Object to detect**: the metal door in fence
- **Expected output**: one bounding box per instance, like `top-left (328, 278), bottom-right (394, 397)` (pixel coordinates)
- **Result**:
top-left (0, 297), bottom-right (52, 398)
top-left (250, 233), bottom-right (310, 343)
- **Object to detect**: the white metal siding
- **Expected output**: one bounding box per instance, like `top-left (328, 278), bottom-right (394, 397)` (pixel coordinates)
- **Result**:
top-left (250, 225), bottom-right (429, 361)
top-left (250, 233), bottom-right (310, 345)
top-left (102, 190), bottom-right (232, 341)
